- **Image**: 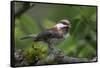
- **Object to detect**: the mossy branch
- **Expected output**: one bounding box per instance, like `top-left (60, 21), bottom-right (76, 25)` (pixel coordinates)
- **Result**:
top-left (14, 45), bottom-right (97, 66)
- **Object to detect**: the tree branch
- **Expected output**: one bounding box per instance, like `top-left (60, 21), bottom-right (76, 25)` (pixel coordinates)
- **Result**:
top-left (14, 46), bottom-right (97, 66)
top-left (35, 47), bottom-right (88, 65)
top-left (14, 2), bottom-right (35, 18)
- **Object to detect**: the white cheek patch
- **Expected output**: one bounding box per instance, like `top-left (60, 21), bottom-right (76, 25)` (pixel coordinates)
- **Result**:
top-left (55, 23), bottom-right (66, 29)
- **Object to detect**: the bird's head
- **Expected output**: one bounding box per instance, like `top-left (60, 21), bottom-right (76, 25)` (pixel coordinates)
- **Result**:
top-left (55, 19), bottom-right (71, 31)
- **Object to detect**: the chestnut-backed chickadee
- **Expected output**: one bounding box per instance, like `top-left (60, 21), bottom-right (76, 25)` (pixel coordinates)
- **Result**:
top-left (21, 19), bottom-right (71, 50)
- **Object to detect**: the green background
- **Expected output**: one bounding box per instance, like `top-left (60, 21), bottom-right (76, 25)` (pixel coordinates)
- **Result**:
top-left (15, 2), bottom-right (97, 60)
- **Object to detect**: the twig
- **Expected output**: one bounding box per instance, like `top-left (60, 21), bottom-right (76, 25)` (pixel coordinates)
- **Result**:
top-left (14, 2), bottom-right (35, 18)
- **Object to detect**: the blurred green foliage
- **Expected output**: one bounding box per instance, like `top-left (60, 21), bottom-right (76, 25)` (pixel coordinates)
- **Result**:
top-left (15, 2), bottom-right (97, 61)
top-left (22, 42), bottom-right (48, 64)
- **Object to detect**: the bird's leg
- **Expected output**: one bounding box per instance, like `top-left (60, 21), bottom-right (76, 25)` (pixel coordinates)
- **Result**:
top-left (47, 43), bottom-right (55, 54)
top-left (47, 42), bottom-right (62, 55)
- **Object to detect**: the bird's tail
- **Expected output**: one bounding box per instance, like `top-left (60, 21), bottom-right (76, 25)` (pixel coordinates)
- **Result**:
top-left (20, 34), bottom-right (37, 41)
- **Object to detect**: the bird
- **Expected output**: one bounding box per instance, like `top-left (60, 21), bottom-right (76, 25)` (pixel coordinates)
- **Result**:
top-left (20, 19), bottom-right (71, 53)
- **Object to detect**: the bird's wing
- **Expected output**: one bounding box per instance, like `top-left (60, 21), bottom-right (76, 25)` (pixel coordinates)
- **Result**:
top-left (36, 30), bottom-right (62, 41)
top-left (20, 29), bottom-right (63, 41)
